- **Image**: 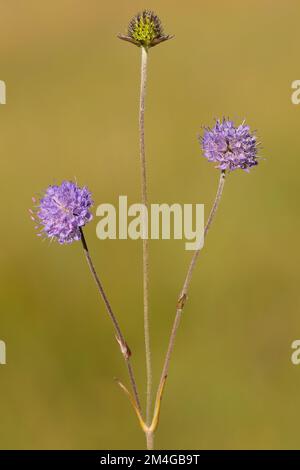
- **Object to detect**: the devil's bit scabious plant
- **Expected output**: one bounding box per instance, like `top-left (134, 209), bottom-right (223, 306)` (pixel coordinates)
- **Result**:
top-left (118, 11), bottom-right (173, 449)
top-left (33, 11), bottom-right (261, 451)
top-left (32, 180), bottom-right (141, 412)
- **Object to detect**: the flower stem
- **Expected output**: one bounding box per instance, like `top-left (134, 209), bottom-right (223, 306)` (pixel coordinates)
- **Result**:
top-left (139, 46), bottom-right (152, 429)
top-left (146, 431), bottom-right (154, 450)
top-left (156, 170), bottom-right (226, 408)
top-left (79, 227), bottom-right (141, 413)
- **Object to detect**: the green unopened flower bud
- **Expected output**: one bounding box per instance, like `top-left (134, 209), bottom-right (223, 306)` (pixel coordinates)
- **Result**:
top-left (118, 10), bottom-right (173, 49)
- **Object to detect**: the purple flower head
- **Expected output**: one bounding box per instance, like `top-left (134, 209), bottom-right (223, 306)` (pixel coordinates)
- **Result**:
top-left (201, 118), bottom-right (258, 172)
top-left (33, 181), bottom-right (93, 244)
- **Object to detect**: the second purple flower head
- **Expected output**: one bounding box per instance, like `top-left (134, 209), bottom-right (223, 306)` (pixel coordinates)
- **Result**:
top-left (201, 118), bottom-right (258, 172)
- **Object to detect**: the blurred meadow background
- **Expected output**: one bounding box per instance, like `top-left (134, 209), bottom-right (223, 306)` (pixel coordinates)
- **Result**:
top-left (0, 0), bottom-right (300, 449)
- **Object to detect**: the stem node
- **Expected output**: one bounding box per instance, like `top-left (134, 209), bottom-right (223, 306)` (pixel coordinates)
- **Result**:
top-left (177, 293), bottom-right (187, 310)
top-left (115, 335), bottom-right (131, 360)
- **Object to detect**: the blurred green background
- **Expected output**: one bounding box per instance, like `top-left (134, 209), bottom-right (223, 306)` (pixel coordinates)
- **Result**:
top-left (0, 0), bottom-right (299, 449)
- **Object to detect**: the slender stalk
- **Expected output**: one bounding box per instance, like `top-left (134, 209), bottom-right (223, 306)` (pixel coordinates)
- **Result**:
top-left (79, 227), bottom-right (141, 413)
top-left (146, 431), bottom-right (154, 451)
top-left (156, 170), bottom-right (226, 401)
top-left (139, 46), bottom-right (152, 428)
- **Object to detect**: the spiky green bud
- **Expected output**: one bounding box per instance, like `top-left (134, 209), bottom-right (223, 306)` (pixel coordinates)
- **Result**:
top-left (118, 10), bottom-right (173, 49)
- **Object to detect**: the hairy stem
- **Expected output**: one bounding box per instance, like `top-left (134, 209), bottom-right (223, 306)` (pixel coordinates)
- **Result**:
top-left (80, 227), bottom-right (141, 413)
top-left (139, 46), bottom-right (152, 429)
top-left (156, 170), bottom-right (226, 404)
